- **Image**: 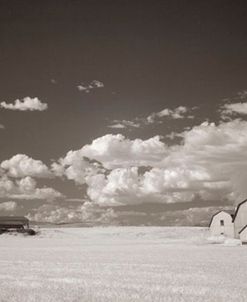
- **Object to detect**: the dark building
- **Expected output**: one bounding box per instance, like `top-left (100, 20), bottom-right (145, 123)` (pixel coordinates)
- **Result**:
top-left (0, 216), bottom-right (29, 230)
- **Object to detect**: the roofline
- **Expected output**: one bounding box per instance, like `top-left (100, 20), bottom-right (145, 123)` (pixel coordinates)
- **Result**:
top-left (208, 210), bottom-right (232, 227)
top-left (0, 216), bottom-right (29, 221)
top-left (239, 224), bottom-right (247, 234)
top-left (232, 199), bottom-right (247, 222)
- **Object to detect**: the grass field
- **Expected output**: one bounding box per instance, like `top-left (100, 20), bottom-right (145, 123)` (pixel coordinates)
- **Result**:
top-left (0, 227), bottom-right (247, 302)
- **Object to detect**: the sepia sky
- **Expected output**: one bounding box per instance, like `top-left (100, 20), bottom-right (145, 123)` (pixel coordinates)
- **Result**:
top-left (1, 0), bottom-right (247, 225)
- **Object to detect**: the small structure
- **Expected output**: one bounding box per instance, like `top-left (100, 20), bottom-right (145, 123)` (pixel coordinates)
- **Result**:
top-left (209, 199), bottom-right (247, 243)
top-left (0, 216), bottom-right (33, 234)
top-left (232, 199), bottom-right (247, 238)
top-left (209, 210), bottom-right (234, 237)
top-left (239, 225), bottom-right (247, 244)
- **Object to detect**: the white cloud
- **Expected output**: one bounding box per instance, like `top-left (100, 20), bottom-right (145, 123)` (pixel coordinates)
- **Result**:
top-left (0, 124), bottom-right (4, 129)
top-left (0, 201), bottom-right (17, 212)
top-left (145, 106), bottom-right (192, 125)
top-left (27, 201), bottom-right (117, 224)
top-left (52, 154), bottom-right (104, 184)
top-left (220, 90), bottom-right (247, 119)
top-left (54, 117), bottom-right (247, 206)
top-left (64, 134), bottom-right (167, 170)
top-left (108, 120), bottom-right (141, 129)
top-left (12, 177), bottom-right (63, 200)
top-left (91, 80), bottom-right (104, 88)
top-left (0, 97), bottom-right (48, 111)
top-left (108, 106), bottom-right (194, 129)
top-left (156, 106), bottom-right (188, 119)
top-left (108, 123), bottom-right (126, 129)
top-left (221, 102), bottom-right (247, 116)
top-left (1, 154), bottom-right (52, 178)
top-left (0, 175), bottom-right (63, 201)
top-left (0, 176), bottom-right (15, 197)
top-left (77, 80), bottom-right (104, 93)
top-left (85, 166), bottom-right (231, 206)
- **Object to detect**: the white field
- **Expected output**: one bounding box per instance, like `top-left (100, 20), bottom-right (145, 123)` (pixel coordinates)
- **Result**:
top-left (0, 227), bottom-right (247, 302)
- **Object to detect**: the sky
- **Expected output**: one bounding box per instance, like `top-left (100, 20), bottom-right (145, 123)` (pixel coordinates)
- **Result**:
top-left (1, 0), bottom-right (247, 225)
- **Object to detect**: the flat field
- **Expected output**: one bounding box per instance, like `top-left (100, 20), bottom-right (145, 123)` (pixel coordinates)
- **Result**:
top-left (0, 227), bottom-right (247, 302)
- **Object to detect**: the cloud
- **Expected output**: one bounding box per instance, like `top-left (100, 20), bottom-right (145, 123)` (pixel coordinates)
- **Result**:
top-left (221, 102), bottom-right (247, 117)
top-left (0, 175), bottom-right (63, 201)
top-left (0, 176), bottom-right (15, 197)
top-left (13, 176), bottom-right (63, 200)
top-left (146, 106), bottom-right (195, 124)
top-left (52, 154), bottom-right (104, 184)
top-left (0, 201), bottom-right (17, 212)
top-left (220, 90), bottom-right (247, 119)
top-left (158, 206), bottom-right (234, 226)
top-left (85, 166), bottom-right (231, 206)
top-left (156, 106), bottom-right (188, 119)
top-left (108, 120), bottom-right (141, 129)
top-left (53, 116), bottom-right (247, 206)
top-left (27, 201), bottom-right (118, 224)
top-left (108, 123), bottom-right (126, 129)
top-left (50, 79), bottom-right (57, 84)
top-left (0, 124), bottom-right (5, 129)
top-left (77, 80), bottom-right (104, 93)
top-left (0, 97), bottom-right (48, 111)
top-left (1, 154), bottom-right (52, 178)
top-left (108, 106), bottom-right (194, 129)
top-left (57, 134), bottom-right (167, 171)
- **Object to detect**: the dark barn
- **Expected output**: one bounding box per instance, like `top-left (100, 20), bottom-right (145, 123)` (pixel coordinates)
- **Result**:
top-left (0, 216), bottom-right (29, 231)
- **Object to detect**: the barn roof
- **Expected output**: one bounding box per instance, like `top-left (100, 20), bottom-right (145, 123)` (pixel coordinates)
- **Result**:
top-left (232, 199), bottom-right (247, 222)
top-left (0, 216), bottom-right (28, 222)
top-left (208, 210), bottom-right (234, 227)
top-left (239, 225), bottom-right (247, 234)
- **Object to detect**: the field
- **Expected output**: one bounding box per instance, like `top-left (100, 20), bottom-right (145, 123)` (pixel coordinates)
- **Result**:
top-left (0, 227), bottom-right (247, 302)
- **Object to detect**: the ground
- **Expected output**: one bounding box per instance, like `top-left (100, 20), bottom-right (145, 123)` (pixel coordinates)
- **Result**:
top-left (0, 227), bottom-right (247, 302)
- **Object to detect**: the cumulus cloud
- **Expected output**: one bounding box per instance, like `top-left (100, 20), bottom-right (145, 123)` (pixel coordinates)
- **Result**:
top-left (13, 176), bottom-right (63, 200)
top-left (27, 201), bottom-right (118, 225)
top-left (56, 134), bottom-right (167, 171)
top-left (53, 117), bottom-right (247, 206)
top-left (1, 154), bottom-right (52, 178)
top-left (146, 106), bottom-right (196, 124)
top-left (52, 154), bottom-right (104, 184)
top-left (221, 102), bottom-right (247, 117)
top-left (220, 90), bottom-right (247, 119)
top-left (0, 175), bottom-right (63, 201)
top-left (85, 166), bottom-right (231, 206)
top-left (108, 106), bottom-right (194, 129)
top-left (0, 201), bottom-right (17, 212)
top-left (0, 176), bottom-right (15, 197)
top-left (0, 97), bottom-right (48, 111)
top-left (156, 106), bottom-right (188, 119)
top-left (77, 80), bottom-right (104, 93)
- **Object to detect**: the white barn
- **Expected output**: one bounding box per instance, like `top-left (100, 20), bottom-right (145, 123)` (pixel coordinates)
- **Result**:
top-left (209, 199), bottom-right (247, 242)
top-left (239, 226), bottom-right (247, 244)
top-left (232, 200), bottom-right (247, 238)
top-left (209, 210), bottom-right (234, 237)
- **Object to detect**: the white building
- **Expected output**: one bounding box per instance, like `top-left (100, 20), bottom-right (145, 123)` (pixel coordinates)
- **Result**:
top-left (209, 210), bottom-right (234, 237)
top-left (239, 226), bottom-right (247, 243)
top-left (209, 199), bottom-right (247, 242)
top-left (232, 200), bottom-right (247, 238)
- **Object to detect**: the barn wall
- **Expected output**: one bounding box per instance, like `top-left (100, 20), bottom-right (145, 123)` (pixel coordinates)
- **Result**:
top-left (234, 202), bottom-right (247, 238)
top-left (210, 212), bottom-right (234, 237)
top-left (240, 228), bottom-right (247, 243)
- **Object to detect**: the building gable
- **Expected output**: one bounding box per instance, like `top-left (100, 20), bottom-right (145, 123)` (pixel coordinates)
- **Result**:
top-left (233, 199), bottom-right (247, 222)
top-left (208, 210), bottom-right (232, 227)
top-left (239, 224), bottom-right (247, 234)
